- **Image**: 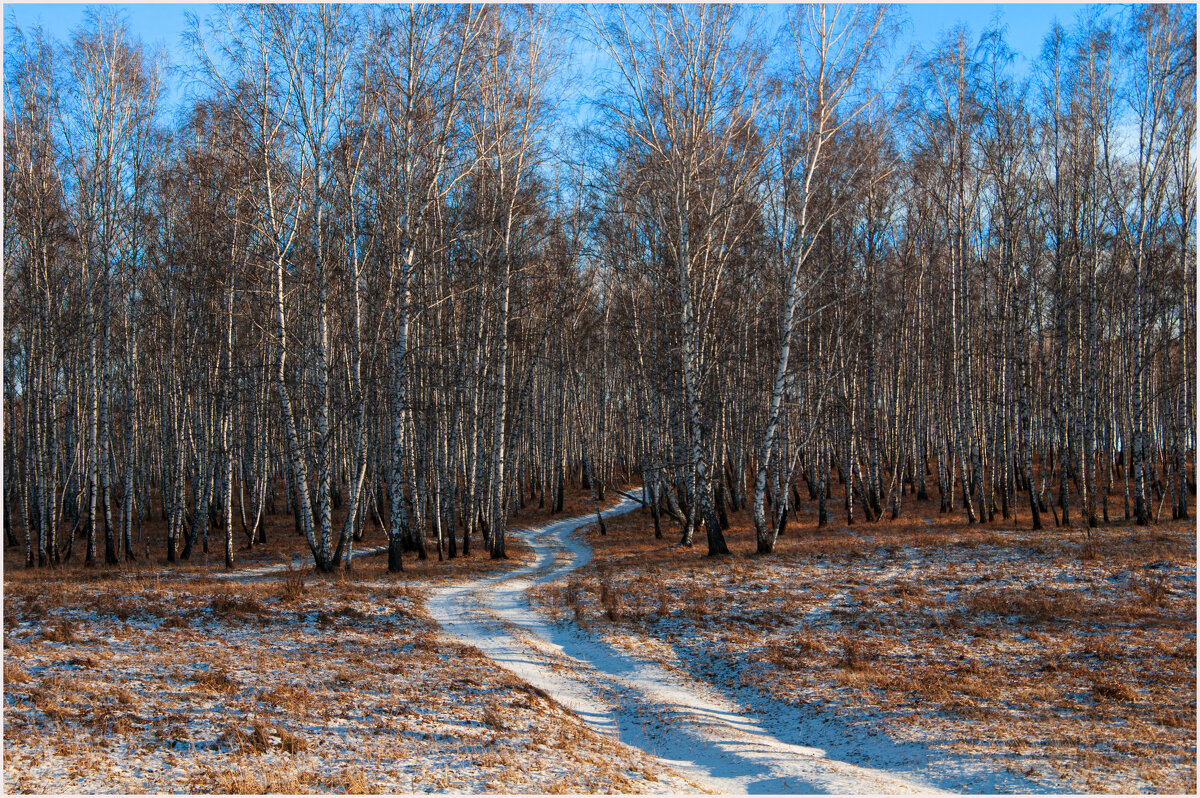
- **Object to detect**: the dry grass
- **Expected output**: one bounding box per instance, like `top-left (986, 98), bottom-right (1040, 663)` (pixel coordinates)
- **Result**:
top-left (257, 682), bottom-right (315, 713)
top-left (222, 720), bottom-right (307, 754)
top-left (533, 487), bottom-right (1197, 794)
top-left (279, 559), bottom-right (308, 602)
top-left (210, 761), bottom-right (309, 794)
top-left (5, 660), bottom-right (31, 684)
top-left (321, 766), bottom-right (382, 794)
top-left (209, 591), bottom-right (269, 620)
top-left (41, 619), bottom-right (77, 643)
top-left (3, 484), bottom-right (693, 794)
top-left (193, 667), bottom-right (240, 694)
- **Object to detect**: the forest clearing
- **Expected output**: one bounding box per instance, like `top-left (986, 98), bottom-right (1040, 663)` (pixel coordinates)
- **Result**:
top-left (535, 492), bottom-right (1196, 793)
top-left (3, 2), bottom-right (1196, 794)
top-left (4, 484), bottom-right (1194, 793)
top-left (4, 491), bottom-right (701, 794)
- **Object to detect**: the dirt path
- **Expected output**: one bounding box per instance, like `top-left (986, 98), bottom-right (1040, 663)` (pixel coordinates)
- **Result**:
top-left (426, 496), bottom-right (943, 794)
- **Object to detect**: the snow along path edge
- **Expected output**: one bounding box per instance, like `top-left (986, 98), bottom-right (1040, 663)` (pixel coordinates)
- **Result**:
top-left (427, 493), bottom-right (946, 794)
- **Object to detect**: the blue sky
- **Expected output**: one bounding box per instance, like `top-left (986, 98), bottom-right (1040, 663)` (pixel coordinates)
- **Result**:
top-left (4, 3), bottom-right (1103, 67)
top-left (5, 3), bottom-right (195, 56)
top-left (904, 3), bottom-right (1091, 66)
top-left (5, 2), bottom-right (1113, 116)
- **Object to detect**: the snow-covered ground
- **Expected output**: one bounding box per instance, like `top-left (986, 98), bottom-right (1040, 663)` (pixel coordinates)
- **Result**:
top-left (8, 493), bottom-right (1191, 793)
top-left (530, 503), bottom-right (1197, 794)
top-left (428, 495), bottom-right (1038, 794)
top-left (3, 552), bottom-right (689, 794)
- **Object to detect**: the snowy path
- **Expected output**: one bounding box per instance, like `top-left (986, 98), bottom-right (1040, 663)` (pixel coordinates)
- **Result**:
top-left (426, 495), bottom-right (943, 795)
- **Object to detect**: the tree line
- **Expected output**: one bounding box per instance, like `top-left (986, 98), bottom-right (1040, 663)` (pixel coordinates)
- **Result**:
top-left (4, 4), bottom-right (1194, 571)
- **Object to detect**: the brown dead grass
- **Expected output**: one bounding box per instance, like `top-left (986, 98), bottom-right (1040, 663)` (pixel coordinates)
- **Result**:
top-left (222, 720), bottom-right (306, 754)
top-left (41, 619), bottom-right (77, 643)
top-left (211, 761), bottom-right (309, 794)
top-left (257, 682), bottom-right (314, 713)
top-left (3, 486), bottom-right (695, 794)
top-left (321, 766), bottom-right (381, 794)
top-left (5, 660), bottom-right (31, 684)
top-left (532, 485), bottom-right (1197, 794)
top-left (193, 667), bottom-right (240, 694)
top-left (209, 592), bottom-right (269, 620)
top-left (278, 559), bottom-right (308, 602)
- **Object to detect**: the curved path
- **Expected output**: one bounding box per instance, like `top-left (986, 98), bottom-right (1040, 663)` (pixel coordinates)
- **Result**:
top-left (427, 496), bottom-right (942, 794)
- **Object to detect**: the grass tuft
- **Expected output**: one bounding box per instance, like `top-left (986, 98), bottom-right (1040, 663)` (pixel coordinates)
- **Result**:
top-left (279, 560), bottom-right (307, 603)
top-left (42, 619), bottom-right (77, 643)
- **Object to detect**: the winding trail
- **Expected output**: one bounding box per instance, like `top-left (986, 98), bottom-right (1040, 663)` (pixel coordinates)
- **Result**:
top-left (426, 495), bottom-right (943, 794)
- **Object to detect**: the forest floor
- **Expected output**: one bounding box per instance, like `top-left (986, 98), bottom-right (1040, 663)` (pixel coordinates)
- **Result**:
top-left (5, 486), bottom-right (1195, 793)
top-left (3, 492), bottom-right (697, 794)
top-left (532, 491), bottom-right (1197, 794)
top-left (429, 493), bottom-right (958, 793)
